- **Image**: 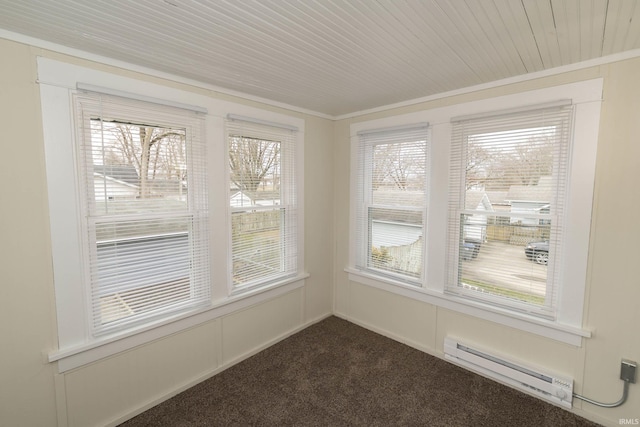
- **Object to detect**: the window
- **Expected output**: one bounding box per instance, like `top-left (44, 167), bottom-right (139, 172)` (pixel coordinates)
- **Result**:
top-left (446, 102), bottom-right (573, 319)
top-left (39, 58), bottom-right (306, 370)
top-left (226, 117), bottom-right (298, 290)
top-left (348, 80), bottom-right (601, 344)
top-left (354, 124), bottom-right (429, 284)
top-left (74, 91), bottom-right (210, 335)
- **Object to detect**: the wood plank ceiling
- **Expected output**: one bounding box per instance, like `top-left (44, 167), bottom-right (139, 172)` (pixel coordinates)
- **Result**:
top-left (0, 0), bottom-right (639, 117)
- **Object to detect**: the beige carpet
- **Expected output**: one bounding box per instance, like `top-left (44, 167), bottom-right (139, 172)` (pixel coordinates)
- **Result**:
top-left (120, 316), bottom-right (599, 426)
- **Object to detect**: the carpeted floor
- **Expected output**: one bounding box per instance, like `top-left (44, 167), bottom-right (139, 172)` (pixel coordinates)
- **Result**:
top-left (120, 316), bottom-right (600, 426)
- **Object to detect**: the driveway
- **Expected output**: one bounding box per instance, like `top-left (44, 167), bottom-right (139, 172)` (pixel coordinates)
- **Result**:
top-left (461, 241), bottom-right (547, 297)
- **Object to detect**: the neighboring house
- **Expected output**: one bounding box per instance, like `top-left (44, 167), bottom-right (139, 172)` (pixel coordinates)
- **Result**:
top-left (230, 191), bottom-right (254, 208)
top-left (371, 220), bottom-right (422, 248)
top-left (254, 193), bottom-right (280, 207)
top-left (230, 190), bottom-right (281, 208)
top-left (367, 190), bottom-right (425, 276)
top-left (505, 176), bottom-right (552, 226)
top-left (370, 219), bottom-right (422, 277)
top-left (463, 190), bottom-right (494, 242)
top-left (94, 164), bottom-right (187, 201)
top-left (94, 164), bottom-right (140, 201)
top-left (485, 191), bottom-right (510, 213)
top-left (372, 189), bottom-right (423, 208)
top-left (370, 190), bottom-right (424, 248)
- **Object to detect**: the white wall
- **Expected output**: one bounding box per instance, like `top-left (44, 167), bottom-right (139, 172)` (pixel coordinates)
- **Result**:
top-left (0, 37), bottom-right (58, 427)
top-left (333, 60), bottom-right (640, 427)
top-left (0, 37), bottom-right (334, 427)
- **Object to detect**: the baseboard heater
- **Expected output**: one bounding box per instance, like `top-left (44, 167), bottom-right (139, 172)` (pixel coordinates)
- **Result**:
top-left (444, 337), bottom-right (573, 409)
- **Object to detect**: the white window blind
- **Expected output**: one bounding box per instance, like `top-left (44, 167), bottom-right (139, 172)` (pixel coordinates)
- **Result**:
top-left (447, 102), bottom-right (573, 318)
top-left (74, 91), bottom-right (210, 336)
top-left (226, 117), bottom-right (298, 289)
top-left (355, 124), bottom-right (429, 284)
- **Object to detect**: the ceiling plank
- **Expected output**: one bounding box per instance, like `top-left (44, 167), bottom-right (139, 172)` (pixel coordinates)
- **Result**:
top-left (492, 0), bottom-right (545, 72)
top-left (523, 0), bottom-right (562, 68)
top-left (602, 0), bottom-right (638, 55)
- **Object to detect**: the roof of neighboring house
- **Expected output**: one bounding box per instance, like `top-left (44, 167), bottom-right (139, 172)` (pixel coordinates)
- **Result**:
top-left (147, 180), bottom-right (187, 195)
top-left (93, 172), bottom-right (139, 190)
top-left (465, 190), bottom-right (493, 211)
top-left (485, 191), bottom-right (509, 206)
top-left (95, 164), bottom-right (187, 196)
top-left (506, 186), bottom-right (552, 203)
top-left (370, 190), bottom-right (424, 225)
top-left (505, 176), bottom-right (553, 203)
top-left (371, 221), bottom-right (422, 248)
top-left (94, 164), bottom-right (139, 186)
top-left (231, 190), bottom-right (281, 202)
top-left (372, 190), bottom-right (424, 208)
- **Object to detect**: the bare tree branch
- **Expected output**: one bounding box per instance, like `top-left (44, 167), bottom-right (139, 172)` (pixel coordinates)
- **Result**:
top-left (229, 136), bottom-right (280, 194)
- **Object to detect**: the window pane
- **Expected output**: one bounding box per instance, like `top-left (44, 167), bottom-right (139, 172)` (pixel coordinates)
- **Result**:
top-left (95, 222), bottom-right (191, 292)
top-left (458, 214), bottom-right (549, 306)
top-left (355, 124), bottom-right (429, 284)
top-left (227, 123), bottom-right (297, 289)
top-left (369, 140), bottom-right (426, 278)
top-left (372, 141), bottom-right (425, 193)
top-left (369, 207), bottom-right (422, 278)
top-left (94, 225), bottom-right (192, 327)
top-left (91, 120), bottom-right (188, 216)
top-left (229, 135), bottom-right (281, 205)
top-left (231, 209), bottom-right (283, 285)
top-left (460, 124), bottom-right (558, 306)
top-left (88, 119), bottom-right (196, 329)
top-left (465, 125), bottom-right (557, 192)
top-left (77, 94), bottom-right (210, 336)
top-left (449, 105), bottom-right (572, 315)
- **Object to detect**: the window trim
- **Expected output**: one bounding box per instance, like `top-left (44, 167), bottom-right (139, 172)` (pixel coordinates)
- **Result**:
top-left (38, 57), bottom-right (306, 372)
top-left (348, 79), bottom-right (602, 346)
top-left (48, 274), bottom-right (308, 372)
top-left (346, 267), bottom-right (589, 346)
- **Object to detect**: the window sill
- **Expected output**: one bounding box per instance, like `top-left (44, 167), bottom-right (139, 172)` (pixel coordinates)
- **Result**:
top-left (345, 268), bottom-right (590, 346)
top-left (49, 273), bottom-right (309, 373)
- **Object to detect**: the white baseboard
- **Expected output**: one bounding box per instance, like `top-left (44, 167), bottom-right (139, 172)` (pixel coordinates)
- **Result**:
top-left (332, 311), bottom-right (437, 358)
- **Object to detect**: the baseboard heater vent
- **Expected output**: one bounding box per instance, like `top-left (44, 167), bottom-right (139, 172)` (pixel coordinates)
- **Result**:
top-left (444, 337), bottom-right (573, 409)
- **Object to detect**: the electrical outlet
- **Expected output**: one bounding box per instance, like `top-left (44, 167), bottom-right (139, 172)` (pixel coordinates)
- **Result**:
top-left (620, 359), bottom-right (637, 384)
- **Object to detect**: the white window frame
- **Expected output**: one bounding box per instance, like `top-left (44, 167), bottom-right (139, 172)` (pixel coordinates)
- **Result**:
top-left (39, 58), bottom-right (306, 372)
top-left (348, 79), bottom-right (602, 346)
top-left (225, 116), bottom-right (301, 293)
top-left (74, 90), bottom-right (211, 337)
top-left (446, 102), bottom-right (574, 320)
top-left (352, 124), bottom-right (430, 285)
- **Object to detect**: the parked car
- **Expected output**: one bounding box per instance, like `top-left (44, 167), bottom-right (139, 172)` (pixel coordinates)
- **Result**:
top-left (524, 240), bottom-right (549, 265)
top-left (461, 239), bottom-right (481, 260)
